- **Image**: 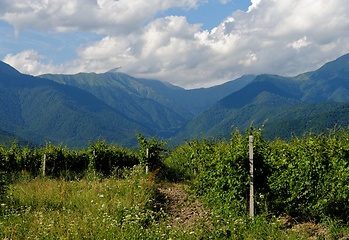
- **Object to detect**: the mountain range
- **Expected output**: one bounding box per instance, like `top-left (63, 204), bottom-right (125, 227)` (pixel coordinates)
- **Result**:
top-left (176, 53), bottom-right (349, 142)
top-left (1, 52), bottom-right (349, 147)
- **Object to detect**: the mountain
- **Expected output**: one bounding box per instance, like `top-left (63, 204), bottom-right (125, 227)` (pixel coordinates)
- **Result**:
top-left (39, 72), bottom-right (192, 138)
top-left (41, 72), bottom-right (254, 115)
top-left (0, 129), bottom-right (33, 147)
top-left (3, 52), bottom-right (349, 148)
top-left (139, 74), bottom-right (256, 114)
top-left (0, 61), bottom-right (152, 148)
top-left (39, 72), bottom-right (254, 137)
top-left (300, 54), bottom-right (349, 102)
top-left (0, 61), bottom-right (22, 77)
top-left (175, 53), bottom-right (349, 141)
top-left (0, 60), bottom-right (251, 147)
top-left (264, 103), bottom-right (349, 139)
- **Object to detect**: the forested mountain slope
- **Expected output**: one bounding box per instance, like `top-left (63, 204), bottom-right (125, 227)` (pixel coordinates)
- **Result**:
top-left (40, 72), bottom-right (254, 137)
top-left (174, 53), bottom-right (349, 142)
top-left (0, 61), bottom-right (152, 147)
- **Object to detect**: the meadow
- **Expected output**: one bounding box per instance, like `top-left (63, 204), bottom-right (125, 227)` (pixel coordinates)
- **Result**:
top-left (1, 130), bottom-right (349, 239)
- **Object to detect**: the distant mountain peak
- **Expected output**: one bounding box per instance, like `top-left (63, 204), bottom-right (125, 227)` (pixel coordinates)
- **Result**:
top-left (311, 52), bottom-right (349, 80)
top-left (0, 61), bottom-right (21, 77)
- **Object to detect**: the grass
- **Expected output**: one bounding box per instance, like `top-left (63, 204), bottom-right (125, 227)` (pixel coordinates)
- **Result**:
top-left (1, 167), bottom-right (349, 239)
top-left (0, 167), bottom-right (214, 239)
top-left (0, 167), bottom-right (168, 239)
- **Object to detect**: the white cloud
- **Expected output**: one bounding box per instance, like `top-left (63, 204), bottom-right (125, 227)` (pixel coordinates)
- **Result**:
top-left (219, 0), bottom-right (232, 4)
top-left (3, 49), bottom-right (64, 75)
top-left (0, 0), bottom-right (202, 34)
top-left (2, 0), bottom-right (349, 88)
top-left (247, 0), bottom-right (261, 12)
top-left (287, 37), bottom-right (310, 50)
top-left (239, 52), bottom-right (258, 67)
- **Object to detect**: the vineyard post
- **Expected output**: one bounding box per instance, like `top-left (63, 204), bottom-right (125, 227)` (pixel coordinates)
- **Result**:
top-left (92, 150), bottom-right (96, 176)
top-left (146, 148), bottom-right (149, 173)
top-left (249, 135), bottom-right (254, 218)
top-left (42, 153), bottom-right (46, 176)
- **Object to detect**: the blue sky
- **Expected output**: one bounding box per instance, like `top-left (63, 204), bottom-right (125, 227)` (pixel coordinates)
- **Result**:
top-left (1, 0), bottom-right (349, 88)
top-left (158, 1), bottom-right (250, 29)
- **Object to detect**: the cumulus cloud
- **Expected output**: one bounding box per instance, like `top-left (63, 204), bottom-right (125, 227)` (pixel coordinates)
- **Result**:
top-left (247, 0), bottom-right (261, 12)
top-left (0, 0), bottom-right (202, 35)
top-left (286, 37), bottom-right (310, 50)
top-left (3, 49), bottom-right (64, 75)
top-left (2, 0), bottom-right (349, 88)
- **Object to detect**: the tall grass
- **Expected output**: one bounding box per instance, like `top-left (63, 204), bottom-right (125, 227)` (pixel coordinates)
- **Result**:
top-left (0, 166), bottom-right (220, 239)
top-left (0, 166), bottom-right (166, 239)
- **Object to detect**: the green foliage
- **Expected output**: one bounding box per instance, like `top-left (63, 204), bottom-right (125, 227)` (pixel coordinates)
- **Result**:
top-left (2, 126), bottom-right (349, 224)
top-left (163, 142), bottom-right (198, 181)
top-left (87, 140), bottom-right (139, 177)
top-left (0, 140), bottom-right (139, 179)
top-left (43, 143), bottom-right (89, 179)
top-left (181, 128), bottom-right (270, 217)
top-left (266, 129), bottom-right (349, 221)
top-left (137, 134), bottom-right (165, 172)
top-left (2, 128), bottom-right (349, 238)
top-left (169, 127), bottom-right (349, 222)
top-left (0, 143), bottom-right (41, 179)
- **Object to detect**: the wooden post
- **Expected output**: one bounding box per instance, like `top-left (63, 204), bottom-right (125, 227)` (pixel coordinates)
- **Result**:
top-left (92, 150), bottom-right (96, 176)
top-left (42, 153), bottom-right (46, 176)
top-left (145, 148), bottom-right (149, 173)
top-left (249, 135), bottom-right (254, 218)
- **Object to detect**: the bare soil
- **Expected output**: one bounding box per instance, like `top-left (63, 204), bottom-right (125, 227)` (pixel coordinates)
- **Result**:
top-left (158, 183), bottom-right (209, 229)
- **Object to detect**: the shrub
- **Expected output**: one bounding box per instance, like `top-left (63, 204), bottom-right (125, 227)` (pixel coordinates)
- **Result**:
top-left (87, 140), bottom-right (139, 177)
top-left (167, 127), bottom-right (349, 221)
top-left (137, 134), bottom-right (166, 172)
top-left (266, 130), bottom-right (349, 221)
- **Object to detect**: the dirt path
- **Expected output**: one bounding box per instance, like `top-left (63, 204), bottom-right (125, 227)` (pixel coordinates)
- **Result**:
top-left (158, 183), bottom-right (208, 228)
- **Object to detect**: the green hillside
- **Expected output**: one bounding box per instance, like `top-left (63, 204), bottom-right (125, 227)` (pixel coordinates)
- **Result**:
top-left (40, 72), bottom-right (192, 137)
top-left (0, 129), bottom-right (33, 147)
top-left (174, 53), bottom-right (349, 142)
top-left (39, 72), bottom-right (253, 137)
top-left (264, 103), bottom-right (349, 139)
top-left (0, 61), bottom-right (152, 148)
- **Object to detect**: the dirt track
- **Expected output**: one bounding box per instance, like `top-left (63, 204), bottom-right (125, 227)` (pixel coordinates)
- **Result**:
top-left (158, 183), bottom-right (208, 228)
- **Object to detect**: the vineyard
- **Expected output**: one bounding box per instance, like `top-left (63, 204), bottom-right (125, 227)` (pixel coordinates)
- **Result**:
top-left (1, 129), bottom-right (349, 238)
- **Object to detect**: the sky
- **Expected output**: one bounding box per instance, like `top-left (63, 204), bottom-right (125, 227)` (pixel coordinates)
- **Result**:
top-left (1, 0), bottom-right (349, 89)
